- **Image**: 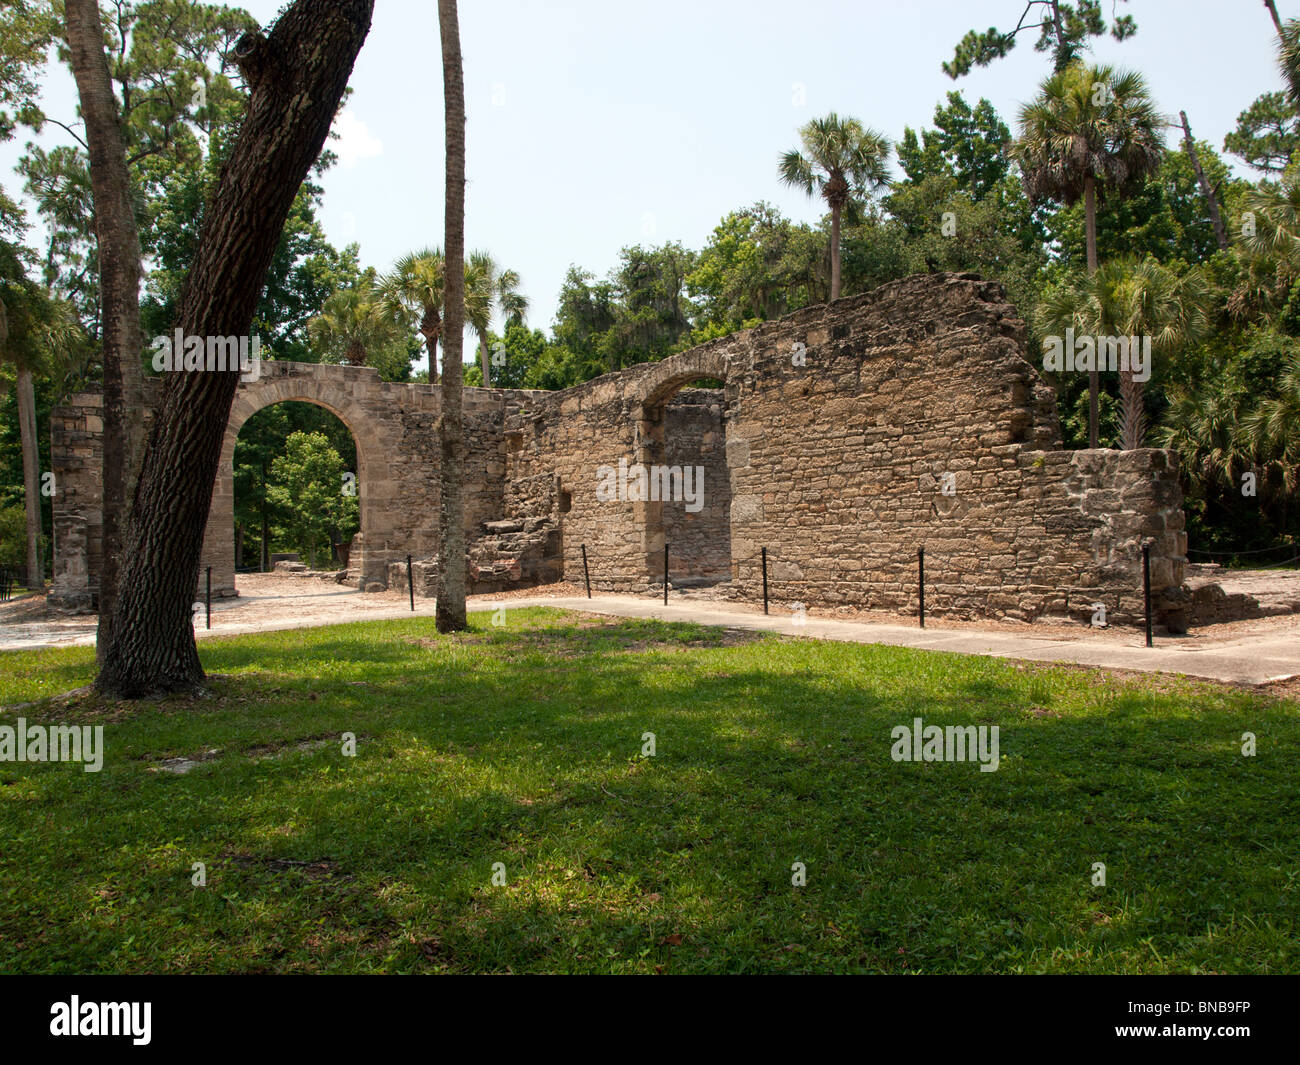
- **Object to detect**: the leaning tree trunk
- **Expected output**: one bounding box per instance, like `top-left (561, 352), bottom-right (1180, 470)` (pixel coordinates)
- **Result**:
top-left (1180, 111), bottom-right (1229, 252)
top-left (65, 0), bottom-right (145, 657)
top-left (96, 0), bottom-right (375, 698)
top-left (436, 0), bottom-right (468, 633)
top-left (16, 366), bottom-right (44, 589)
top-left (1084, 174), bottom-right (1100, 449)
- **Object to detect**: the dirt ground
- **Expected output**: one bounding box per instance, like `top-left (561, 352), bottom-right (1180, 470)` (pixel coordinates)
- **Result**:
top-left (3, 571), bottom-right (1299, 651)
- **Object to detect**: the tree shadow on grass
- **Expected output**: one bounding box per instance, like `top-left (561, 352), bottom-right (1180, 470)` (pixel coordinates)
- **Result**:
top-left (3, 611), bottom-right (1298, 973)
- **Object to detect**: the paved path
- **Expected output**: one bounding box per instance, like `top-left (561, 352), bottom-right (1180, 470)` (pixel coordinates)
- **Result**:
top-left (491, 596), bottom-right (1300, 686)
top-left (4, 592), bottom-right (1296, 686)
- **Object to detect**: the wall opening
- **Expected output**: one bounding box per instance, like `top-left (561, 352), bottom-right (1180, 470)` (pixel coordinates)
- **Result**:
top-left (230, 401), bottom-right (361, 579)
top-left (639, 376), bottom-right (733, 591)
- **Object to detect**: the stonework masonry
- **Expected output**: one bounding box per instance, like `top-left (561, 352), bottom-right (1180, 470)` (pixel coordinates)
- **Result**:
top-left (48, 273), bottom-right (1188, 629)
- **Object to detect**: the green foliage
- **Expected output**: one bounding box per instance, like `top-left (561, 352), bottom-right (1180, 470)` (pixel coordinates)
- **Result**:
top-left (551, 246), bottom-right (698, 377)
top-left (264, 431), bottom-right (358, 570)
top-left (686, 202), bottom-right (825, 331)
top-left (944, 0), bottom-right (1136, 78)
top-left (897, 92), bottom-right (1013, 200)
top-left (0, 503), bottom-right (25, 569)
top-left (307, 270), bottom-right (412, 380)
top-left (1225, 92), bottom-right (1299, 175)
top-left (233, 408), bottom-right (358, 569)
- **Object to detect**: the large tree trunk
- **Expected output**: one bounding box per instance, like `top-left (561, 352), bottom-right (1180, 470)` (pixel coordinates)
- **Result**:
top-left (17, 367), bottom-right (44, 589)
top-left (1180, 111), bottom-right (1229, 252)
top-left (65, 0), bottom-right (145, 657)
top-left (829, 204), bottom-right (842, 300)
top-left (436, 0), bottom-right (468, 634)
top-left (1084, 174), bottom-right (1099, 448)
top-left (96, 0), bottom-right (375, 698)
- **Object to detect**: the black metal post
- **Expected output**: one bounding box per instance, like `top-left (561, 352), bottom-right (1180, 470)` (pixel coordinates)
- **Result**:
top-left (205, 567), bottom-right (212, 630)
top-left (581, 544), bottom-right (592, 599)
top-left (761, 547), bottom-right (769, 615)
top-left (1142, 543), bottom-right (1152, 647)
top-left (260, 458), bottom-right (268, 573)
top-left (407, 554), bottom-right (415, 612)
top-left (663, 542), bottom-right (669, 605)
top-left (918, 546), bottom-right (925, 629)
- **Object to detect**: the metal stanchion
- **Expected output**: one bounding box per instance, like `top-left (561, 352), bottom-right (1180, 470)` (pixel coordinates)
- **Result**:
top-left (663, 543), bottom-right (669, 606)
top-left (918, 546), bottom-right (925, 629)
top-left (1143, 543), bottom-right (1152, 647)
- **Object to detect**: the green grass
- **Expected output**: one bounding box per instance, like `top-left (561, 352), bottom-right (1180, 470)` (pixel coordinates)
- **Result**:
top-left (0, 608), bottom-right (1296, 974)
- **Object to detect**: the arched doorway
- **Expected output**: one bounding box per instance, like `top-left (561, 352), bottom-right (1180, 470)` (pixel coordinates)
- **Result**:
top-left (233, 401), bottom-right (359, 573)
top-left (199, 365), bottom-right (402, 597)
top-left (629, 347), bottom-right (736, 592)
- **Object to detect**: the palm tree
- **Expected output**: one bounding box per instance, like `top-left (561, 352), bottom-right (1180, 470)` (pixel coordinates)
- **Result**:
top-left (437, 0), bottom-right (468, 633)
top-left (308, 275), bottom-right (404, 367)
top-left (1013, 63), bottom-right (1165, 446)
top-left (380, 248), bottom-right (445, 381)
top-left (1037, 258), bottom-right (1211, 449)
top-left (1264, 2), bottom-right (1300, 107)
top-left (1157, 378), bottom-right (1255, 491)
top-left (778, 113), bottom-right (891, 300)
top-left (466, 250), bottom-right (528, 387)
top-left (1243, 354), bottom-right (1300, 494)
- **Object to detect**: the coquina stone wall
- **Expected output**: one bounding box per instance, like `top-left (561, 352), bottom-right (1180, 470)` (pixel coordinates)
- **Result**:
top-left (501, 272), bottom-right (1186, 627)
top-left (48, 272), bottom-right (1188, 628)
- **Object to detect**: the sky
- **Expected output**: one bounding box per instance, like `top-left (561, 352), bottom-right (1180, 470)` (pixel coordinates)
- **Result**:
top-left (3, 0), bottom-right (1294, 369)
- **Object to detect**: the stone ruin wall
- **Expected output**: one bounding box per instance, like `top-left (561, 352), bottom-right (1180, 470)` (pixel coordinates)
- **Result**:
top-left (48, 272), bottom-right (1188, 629)
top-left (501, 273), bottom-right (1186, 627)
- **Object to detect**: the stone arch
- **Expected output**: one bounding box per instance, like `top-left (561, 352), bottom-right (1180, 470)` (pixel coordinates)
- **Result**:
top-left (199, 365), bottom-right (402, 597)
top-left (630, 346), bottom-right (732, 410)
top-left (626, 346), bottom-right (736, 584)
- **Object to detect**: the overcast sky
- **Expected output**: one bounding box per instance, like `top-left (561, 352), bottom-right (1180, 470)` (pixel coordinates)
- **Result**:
top-left (3, 0), bottom-right (1292, 367)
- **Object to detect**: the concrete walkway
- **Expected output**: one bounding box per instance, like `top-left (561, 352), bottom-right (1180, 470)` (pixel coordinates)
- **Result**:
top-left (4, 592), bottom-right (1297, 686)
top-left (491, 595), bottom-right (1300, 686)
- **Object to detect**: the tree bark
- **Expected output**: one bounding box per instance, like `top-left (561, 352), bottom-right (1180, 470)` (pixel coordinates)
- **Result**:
top-left (436, 0), bottom-right (468, 633)
top-left (1084, 174), bottom-right (1099, 448)
top-left (1180, 111), bottom-right (1229, 252)
top-left (17, 367), bottom-right (44, 589)
top-left (65, 0), bottom-right (145, 656)
top-left (96, 0), bottom-right (375, 697)
top-left (479, 333), bottom-right (491, 388)
top-left (1050, 1), bottom-right (1069, 70)
top-left (829, 204), bottom-right (842, 300)
top-left (1118, 373), bottom-right (1145, 451)
top-left (1265, 0), bottom-right (1284, 35)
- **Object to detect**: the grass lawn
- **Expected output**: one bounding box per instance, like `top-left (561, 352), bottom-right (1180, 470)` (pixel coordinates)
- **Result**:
top-left (0, 608), bottom-right (1296, 974)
